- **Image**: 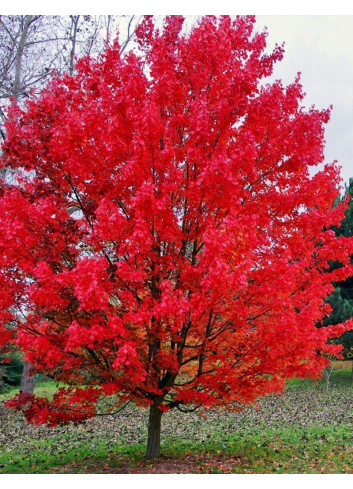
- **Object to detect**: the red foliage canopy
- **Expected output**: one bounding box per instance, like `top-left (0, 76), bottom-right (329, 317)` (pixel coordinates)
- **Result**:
top-left (1, 16), bottom-right (353, 424)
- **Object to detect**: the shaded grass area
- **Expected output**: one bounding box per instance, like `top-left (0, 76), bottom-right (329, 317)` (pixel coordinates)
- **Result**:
top-left (0, 368), bottom-right (353, 473)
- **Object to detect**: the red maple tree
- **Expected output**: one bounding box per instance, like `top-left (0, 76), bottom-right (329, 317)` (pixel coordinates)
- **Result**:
top-left (1, 16), bottom-right (353, 458)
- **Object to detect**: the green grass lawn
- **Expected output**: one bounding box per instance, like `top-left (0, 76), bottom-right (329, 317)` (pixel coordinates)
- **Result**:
top-left (0, 368), bottom-right (353, 473)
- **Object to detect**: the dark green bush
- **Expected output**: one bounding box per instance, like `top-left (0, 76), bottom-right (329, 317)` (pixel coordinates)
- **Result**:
top-left (0, 351), bottom-right (23, 388)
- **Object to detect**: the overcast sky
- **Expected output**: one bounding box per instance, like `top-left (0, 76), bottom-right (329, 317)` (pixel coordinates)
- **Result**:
top-left (255, 15), bottom-right (353, 189)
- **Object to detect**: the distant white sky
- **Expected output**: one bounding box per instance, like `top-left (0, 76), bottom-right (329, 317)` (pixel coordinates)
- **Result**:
top-left (255, 16), bottom-right (353, 188)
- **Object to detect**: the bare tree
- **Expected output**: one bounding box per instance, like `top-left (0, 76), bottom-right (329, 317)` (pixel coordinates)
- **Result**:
top-left (0, 15), bottom-right (65, 140)
top-left (53, 15), bottom-right (142, 76)
top-left (0, 15), bottom-right (142, 137)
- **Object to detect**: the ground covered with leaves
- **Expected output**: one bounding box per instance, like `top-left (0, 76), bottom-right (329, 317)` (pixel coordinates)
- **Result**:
top-left (0, 367), bottom-right (353, 474)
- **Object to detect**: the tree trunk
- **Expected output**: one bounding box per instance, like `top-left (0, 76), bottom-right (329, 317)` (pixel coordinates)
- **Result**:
top-left (20, 360), bottom-right (35, 394)
top-left (145, 401), bottom-right (163, 459)
top-left (69, 15), bottom-right (80, 75)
